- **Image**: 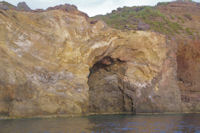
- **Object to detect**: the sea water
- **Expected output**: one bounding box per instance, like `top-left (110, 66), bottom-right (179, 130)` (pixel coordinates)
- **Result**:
top-left (0, 114), bottom-right (199, 133)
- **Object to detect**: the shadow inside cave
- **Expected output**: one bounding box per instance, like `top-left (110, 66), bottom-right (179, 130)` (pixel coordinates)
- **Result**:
top-left (88, 56), bottom-right (136, 114)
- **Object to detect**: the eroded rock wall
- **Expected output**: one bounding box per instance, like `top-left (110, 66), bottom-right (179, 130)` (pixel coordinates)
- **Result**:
top-left (177, 40), bottom-right (200, 112)
top-left (0, 7), bottom-right (183, 117)
top-left (88, 56), bottom-right (135, 113)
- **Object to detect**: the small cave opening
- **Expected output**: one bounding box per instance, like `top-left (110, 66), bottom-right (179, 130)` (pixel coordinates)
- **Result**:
top-left (88, 56), bottom-right (136, 114)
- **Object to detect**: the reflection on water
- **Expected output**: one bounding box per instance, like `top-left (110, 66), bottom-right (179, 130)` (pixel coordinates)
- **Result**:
top-left (0, 114), bottom-right (200, 133)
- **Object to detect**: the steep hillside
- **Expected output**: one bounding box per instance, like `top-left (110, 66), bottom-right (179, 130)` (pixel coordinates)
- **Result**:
top-left (94, 1), bottom-right (200, 39)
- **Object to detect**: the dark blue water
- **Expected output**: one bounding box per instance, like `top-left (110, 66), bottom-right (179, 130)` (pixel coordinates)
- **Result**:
top-left (0, 114), bottom-right (200, 133)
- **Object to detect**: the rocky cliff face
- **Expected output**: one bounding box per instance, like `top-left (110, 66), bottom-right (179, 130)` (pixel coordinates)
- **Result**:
top-left (0, 2), bottom-right (197, 118)
top-left (157, 2), bottom-right (200, 112)
top-left (177, 40), bottom-right (200, 112)
top-left (95, 1), bottom-right (200, 113)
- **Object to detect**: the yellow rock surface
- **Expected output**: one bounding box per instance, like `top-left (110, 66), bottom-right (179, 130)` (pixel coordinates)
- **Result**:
top-left (0, 8), bottom-right (181, 117)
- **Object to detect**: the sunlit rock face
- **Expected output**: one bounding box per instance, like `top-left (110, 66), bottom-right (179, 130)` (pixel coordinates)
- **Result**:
top-left (0, 5), bottom-right (182, 118)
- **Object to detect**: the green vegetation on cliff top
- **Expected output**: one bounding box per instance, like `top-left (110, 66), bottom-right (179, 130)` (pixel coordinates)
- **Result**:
top-left (94, 6), bottom-right (183, 36)
top-left (94, 2), bottom-right (197, 38)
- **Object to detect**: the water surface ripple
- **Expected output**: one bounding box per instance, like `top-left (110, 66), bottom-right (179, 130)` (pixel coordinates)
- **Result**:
top-left (0, 114), bottom-right (200, 133)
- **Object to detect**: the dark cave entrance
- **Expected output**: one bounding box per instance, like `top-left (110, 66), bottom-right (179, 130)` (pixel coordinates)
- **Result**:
top-left (88, 56), bottom-right (136, 114)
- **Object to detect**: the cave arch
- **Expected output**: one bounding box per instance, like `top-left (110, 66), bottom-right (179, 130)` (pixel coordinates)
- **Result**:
top-left (88, 56), bottom-right (136, 114)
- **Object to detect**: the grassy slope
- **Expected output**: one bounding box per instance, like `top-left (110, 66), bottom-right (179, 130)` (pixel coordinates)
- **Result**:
top-left (93, 1), bottom-right (200, 39)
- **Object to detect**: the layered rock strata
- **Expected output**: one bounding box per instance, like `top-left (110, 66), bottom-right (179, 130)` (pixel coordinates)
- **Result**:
top-left (0, 4), bottom-right (187, 118)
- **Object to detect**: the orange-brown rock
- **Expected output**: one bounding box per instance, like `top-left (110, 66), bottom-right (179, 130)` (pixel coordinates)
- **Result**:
top-left (157, 2), bottom-right (200, 112)
top-left (177, 40), bottom-right (200, 112)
